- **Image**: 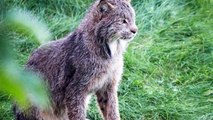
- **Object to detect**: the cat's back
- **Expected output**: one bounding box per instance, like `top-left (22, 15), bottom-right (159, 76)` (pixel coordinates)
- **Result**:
top-left (25, 32), bottom-right (90, 86)
top-left (26, 38), bottom-right (64, 70)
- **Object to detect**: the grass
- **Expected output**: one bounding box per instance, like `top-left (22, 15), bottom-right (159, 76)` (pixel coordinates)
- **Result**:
top-left (1, 0), bottom-right (213, 120)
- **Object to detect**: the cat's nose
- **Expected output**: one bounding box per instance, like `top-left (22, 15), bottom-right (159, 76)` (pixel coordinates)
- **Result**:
top-left (130, 25), bottom-right (138, 34)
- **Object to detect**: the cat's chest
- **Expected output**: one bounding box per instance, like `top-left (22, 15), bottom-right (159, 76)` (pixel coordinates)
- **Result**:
top-left (89, 57), bottom-right (123, 92)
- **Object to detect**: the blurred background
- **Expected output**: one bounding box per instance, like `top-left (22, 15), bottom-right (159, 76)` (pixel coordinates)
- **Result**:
top-left (0, 0), bottom-right (212, 120)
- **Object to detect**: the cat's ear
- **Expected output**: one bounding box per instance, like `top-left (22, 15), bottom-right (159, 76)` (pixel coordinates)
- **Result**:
top-left (97, 0), bottom-right (116, 13)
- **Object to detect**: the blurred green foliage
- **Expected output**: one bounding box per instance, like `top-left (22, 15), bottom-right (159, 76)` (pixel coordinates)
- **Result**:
top-left (7, 8), bottom-right (52, 44)
top-left (0, 0), bottom-right (213, 120)
top-left (0, 6), bottom-right (50, 118)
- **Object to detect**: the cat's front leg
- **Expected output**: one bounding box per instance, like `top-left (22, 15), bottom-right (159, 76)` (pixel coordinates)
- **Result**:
top-left (96, 82), bottom-right (120, 120)
top-left (65, 85), bottom-right (87, 120)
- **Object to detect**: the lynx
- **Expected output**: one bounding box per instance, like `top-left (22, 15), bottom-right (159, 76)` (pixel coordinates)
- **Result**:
top-left (14, 0), bottom-right (137, 120)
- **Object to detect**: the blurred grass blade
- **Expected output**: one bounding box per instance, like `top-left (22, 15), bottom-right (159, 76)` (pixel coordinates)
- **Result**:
top-left (6, 8), bottom-right (52, 44)
top-left (0, 62), bottom-right (49, 109)
top-left (0, 7), bottom-right (50, 110)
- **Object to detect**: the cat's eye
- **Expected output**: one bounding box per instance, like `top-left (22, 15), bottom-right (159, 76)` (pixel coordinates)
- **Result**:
top-left (122, 19), bottom-right (128, 24)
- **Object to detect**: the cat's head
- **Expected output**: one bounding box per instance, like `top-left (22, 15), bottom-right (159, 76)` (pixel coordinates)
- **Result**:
top-left (93, 0), bottom-right (138, 42)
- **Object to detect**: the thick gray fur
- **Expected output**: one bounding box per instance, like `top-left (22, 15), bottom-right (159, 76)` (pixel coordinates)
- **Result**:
top-left (14, 0), bottom-right (137, 120)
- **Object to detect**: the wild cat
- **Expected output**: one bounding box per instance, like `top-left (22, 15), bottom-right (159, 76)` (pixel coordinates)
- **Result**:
top-left (14, 0), bottom-right (137, 120)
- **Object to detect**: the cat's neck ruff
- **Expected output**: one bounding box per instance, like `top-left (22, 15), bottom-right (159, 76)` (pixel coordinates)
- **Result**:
top-left (108, 39), bottom-right (129, 57)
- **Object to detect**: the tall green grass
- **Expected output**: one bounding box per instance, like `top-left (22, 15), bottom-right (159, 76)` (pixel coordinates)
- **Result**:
top-left (1, 0), bottom-right (213, 120)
